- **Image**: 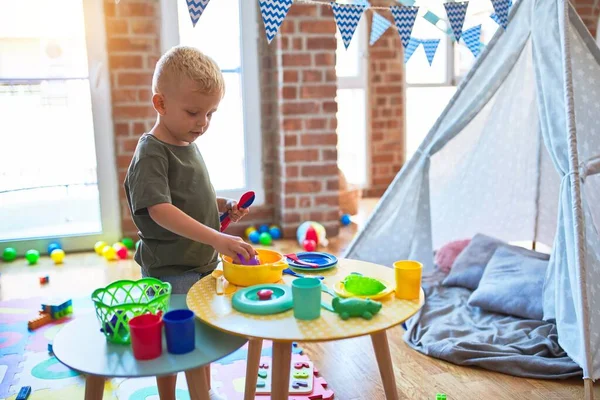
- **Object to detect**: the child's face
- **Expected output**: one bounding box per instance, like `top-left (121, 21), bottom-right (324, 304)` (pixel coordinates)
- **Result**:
top-left (156, 77), bottom-right (222, 146)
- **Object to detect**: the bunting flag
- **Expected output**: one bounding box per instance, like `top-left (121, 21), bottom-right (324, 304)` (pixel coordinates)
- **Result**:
top-left (331, 3), bottom-right (367, 49)
top-left (443, 1), bottom-right (469, 41)
top-left (462, 24), bottom-right (482, 57)
top-left (490, 0), bottom-right (512, 25)
top-left (421, 39), bottom-right (440, 65)
top-left (404, 37), bottom-right (420, 64)
top-left (491, 0), bottom-right (511, 29)
top-left (369, 12), bottom-right (392, 45)
top-left (259, 0), bottom-right (294, 43)
top-left (186, 0), bottom-right (211, 27)
top-left (390, 5), bottom-right (419, 48)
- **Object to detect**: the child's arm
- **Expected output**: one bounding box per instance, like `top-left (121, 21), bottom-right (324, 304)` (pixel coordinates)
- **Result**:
top-left (148, 202), bottom-right (255, 261)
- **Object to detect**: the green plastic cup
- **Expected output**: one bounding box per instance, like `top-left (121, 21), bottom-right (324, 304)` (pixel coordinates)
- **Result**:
top-left (292, 277), bottom-right (322, 320)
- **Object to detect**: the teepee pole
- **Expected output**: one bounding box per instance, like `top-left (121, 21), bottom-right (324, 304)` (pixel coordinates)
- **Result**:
top-left (584, 378), bottom-right (594, 400)
top-left (560, 0), bottom-right (594, 385)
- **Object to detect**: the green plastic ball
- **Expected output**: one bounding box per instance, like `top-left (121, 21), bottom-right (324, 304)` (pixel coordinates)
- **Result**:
top-left (259, 232), bottom-right (272, 246)
top-left (2, 247), bottom-right (17, 262)
top-left (121, 237), bottom-right (135, 250)
top-left (25, 249), bottom-right (40, 265)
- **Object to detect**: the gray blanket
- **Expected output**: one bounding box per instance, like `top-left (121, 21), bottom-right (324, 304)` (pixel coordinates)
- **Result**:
top-left (402, 270), bottom-right (582, 379)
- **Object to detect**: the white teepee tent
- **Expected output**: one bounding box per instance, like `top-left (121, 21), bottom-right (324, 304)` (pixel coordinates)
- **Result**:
top-left (344, 0), bottom-right (600, 391)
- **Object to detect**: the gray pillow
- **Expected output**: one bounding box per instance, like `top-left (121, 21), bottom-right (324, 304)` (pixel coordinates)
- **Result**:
top-left (467, 246), bottom-right (550, 320)
top-left (441, 233), bottom-right (549, 290)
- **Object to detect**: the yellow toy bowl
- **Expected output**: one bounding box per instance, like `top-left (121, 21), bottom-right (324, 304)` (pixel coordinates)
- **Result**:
top-left (221, 249), bottom-right (288, 287)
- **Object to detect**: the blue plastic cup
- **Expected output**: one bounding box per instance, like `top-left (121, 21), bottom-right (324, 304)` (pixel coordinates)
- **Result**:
top-left (162, 309), bottom-right (196, 354)
top-left (292, 277), bottom-right (322, 320)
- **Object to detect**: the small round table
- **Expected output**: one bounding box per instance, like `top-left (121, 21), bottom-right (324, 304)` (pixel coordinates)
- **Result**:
top-left (186, 258), bottom-right (425, 400)
top-left (52, 294), bottom-right (247, 400)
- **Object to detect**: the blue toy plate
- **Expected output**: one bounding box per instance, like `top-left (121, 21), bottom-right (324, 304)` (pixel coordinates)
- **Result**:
top-left (287, 252), bottom-right (338, 271)
top-left (231, 284), bottom-right (293, 315)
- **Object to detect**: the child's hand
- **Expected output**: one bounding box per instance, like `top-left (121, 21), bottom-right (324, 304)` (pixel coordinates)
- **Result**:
top-left (226, 199), bottom-right (249, 223)
top-left (212, 232), bottom-right (256, 262)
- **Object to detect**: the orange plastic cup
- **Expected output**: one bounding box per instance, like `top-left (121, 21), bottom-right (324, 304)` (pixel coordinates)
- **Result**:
top-left (393, 260), bottom-right (422, 300)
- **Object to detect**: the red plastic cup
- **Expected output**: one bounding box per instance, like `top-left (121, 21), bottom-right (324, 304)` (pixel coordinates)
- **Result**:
top-left (128, 313), bottom-right (163, 360)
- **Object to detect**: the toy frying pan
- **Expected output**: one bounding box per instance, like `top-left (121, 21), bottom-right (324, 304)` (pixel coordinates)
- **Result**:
top-left (220, 191), bottom-right (255, 231)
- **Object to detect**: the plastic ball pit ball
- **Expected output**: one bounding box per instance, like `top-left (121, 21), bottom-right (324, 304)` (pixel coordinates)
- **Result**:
top-left (51, 249), bottom-right (65, 264)
top-left (94, 241), bottom-right (107, 255)
top-left (259, 232), bottom-right (272, 246)
top-left (248, 230), bottom-right (261, 244)
top-left (47, 242), bottom-right (61, 254)
top-left (25, 249), bottom-right (40, 265)
top-left (121, 237), bottom-right (135, 250)
top-left (340, 214), bottom-right (351, 226)
top-left (2, 247), bottom-right (17, 262)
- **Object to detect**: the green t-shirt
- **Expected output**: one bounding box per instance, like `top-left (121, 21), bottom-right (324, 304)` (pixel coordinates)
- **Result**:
top-left (124, 133), bottom-right (220, 277)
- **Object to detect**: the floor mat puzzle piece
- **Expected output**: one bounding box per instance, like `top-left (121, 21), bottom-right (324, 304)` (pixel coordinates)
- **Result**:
top-left (0, 354), bottom-right (24, 399)
top-left (115, 374), bottom-right (194, 400)
top-left (255, 358), bottom-right (314, 394)
top-left (217, 340), bottom-right (303, 366)
top-left (212, 353), bottom-right (334, 400)
top-left (9, 351), bottom-right (83, 396)
top-left (0, 323), bottom-right (29, 357)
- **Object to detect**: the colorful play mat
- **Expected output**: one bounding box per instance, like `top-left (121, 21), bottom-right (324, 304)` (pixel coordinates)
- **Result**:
top-left (0, 296), bottom-right (333, 399)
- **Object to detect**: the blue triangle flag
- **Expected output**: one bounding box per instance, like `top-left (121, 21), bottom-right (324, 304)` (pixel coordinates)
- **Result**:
top-left (404, 37), bottom-right (420, 63)
top-left (421, 39), bottom-right (440, 65)
top-left (390, 5), bottom-right (419, 48)
top-left (370, 12), bottom-right (392, 46)
top-left (490, 0), bottom-right (511, 29)
top-left (443, 1), bottom-right (469, 41)
top-left (259, 0), bottom-right (293, 43)
top-left (186, 0), bottom-right (211, 27)
top-left (331, 2), bottom-right (367, 49)
top-left (462, 24), bottom-right (482, 57)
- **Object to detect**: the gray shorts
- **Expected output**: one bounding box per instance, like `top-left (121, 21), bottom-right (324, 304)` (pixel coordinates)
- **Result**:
top-left (141, 269), bottom-right (212, 294)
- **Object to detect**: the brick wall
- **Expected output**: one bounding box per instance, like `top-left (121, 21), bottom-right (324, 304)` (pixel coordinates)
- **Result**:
top-left (273, 4), bottom-right (341, 238)
top-left (104, 0), bottom-right (162, 237)
top-left (572, 0), bottom-right (600, 37)
top-left (363, 5), bottom-right (405, 198)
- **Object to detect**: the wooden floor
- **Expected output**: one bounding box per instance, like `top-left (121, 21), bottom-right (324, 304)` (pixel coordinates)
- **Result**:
top-left (0, 198), bottom-right (595, 399)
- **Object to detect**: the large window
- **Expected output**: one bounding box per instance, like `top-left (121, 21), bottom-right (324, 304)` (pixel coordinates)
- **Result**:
top-left (405, 0), bottom-right (499, 159)
top-left (160, 0), bottom-right (264, 204)
top-left (336, 16), bottom-right (369, 188)
top-left (0, 0), bottom-right (120, 252)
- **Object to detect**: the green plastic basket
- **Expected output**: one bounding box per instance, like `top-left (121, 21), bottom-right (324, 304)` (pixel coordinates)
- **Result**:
top-left (91, 278), bottom-right (172, 344)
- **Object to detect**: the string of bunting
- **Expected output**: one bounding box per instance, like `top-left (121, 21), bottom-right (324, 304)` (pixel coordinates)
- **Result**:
top-left (181, 0), bottom-right (513, 65)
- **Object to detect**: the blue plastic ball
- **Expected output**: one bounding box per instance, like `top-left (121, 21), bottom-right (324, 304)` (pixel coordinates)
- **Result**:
top-left (258, 224), bottom-right (269, 234)
top-left (48, 242), bottom-right (61, 254)
top-left (248, 230), bottom-right (261, 244)
top-left (340, 214), bottom-right (351, 226)
top-left (269, 227), bottom-right (282, 240)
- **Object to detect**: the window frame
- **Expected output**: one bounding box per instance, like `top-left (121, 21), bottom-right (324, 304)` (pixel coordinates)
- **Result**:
top-left (0, 0), bottom-right (121, 252)
top-left (335, 17), bottom-right (371, 189)
top-left (159, 0), bottom-right (265, 205)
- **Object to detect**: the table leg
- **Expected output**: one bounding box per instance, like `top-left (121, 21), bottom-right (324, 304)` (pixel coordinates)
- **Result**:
top-left (371, 330), bottom-right (399, 400)
top-left (244, 338), bottom-right (263, 400)
top-left (157, 374), bottom-right (177, 400)
top-left (204, 365), bottom-right (211, 390)
top-left (185, 366), bottom-right (210, 400)
top-left (84, 375), bottom-right (105, 400)
top-left (271, 341), bottom-right (292, 400)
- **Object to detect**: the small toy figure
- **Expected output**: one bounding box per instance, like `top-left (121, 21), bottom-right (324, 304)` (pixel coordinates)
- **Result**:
top-left (331, 297), bottom-right (382, 320)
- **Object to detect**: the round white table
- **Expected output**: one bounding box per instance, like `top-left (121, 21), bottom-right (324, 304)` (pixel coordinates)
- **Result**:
top-left (52, 294), bottom-right (247, 400)
top-left (187, 258), bottom-right (425, 400)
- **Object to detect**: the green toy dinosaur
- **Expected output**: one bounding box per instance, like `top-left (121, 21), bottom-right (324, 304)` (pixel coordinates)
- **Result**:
top-left (331, 297), bottom-right (382, 320)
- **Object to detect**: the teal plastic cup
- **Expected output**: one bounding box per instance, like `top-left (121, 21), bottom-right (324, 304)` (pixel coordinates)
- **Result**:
top-left (292, 277), bottom-right (322, 320)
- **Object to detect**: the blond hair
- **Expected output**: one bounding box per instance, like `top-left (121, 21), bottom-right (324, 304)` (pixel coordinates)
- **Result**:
top-left (152, 45), bottom-right (225, 96)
